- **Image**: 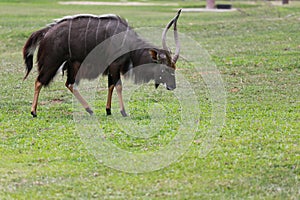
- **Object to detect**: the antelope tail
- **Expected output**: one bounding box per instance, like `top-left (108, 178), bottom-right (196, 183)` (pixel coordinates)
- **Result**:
top-left (23, 27), bottom-right (50, 80)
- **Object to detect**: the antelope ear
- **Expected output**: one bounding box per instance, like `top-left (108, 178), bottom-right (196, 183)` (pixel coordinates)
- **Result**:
top-left (149, 49), bottom-right (158, 61)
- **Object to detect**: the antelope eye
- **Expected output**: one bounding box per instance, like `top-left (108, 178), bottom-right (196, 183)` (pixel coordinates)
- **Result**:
top-left (160, 54), bottom-right (166, 59)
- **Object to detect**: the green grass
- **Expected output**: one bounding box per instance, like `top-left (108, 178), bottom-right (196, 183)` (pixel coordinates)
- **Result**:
top-left (0, 0), bottom-right (299, 199)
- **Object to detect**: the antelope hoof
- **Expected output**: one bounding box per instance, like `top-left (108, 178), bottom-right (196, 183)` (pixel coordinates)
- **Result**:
top-left (106, 108), bottom-right (111, 116)
top-left (31, 111), bottom-right (37, 118)
top-left (85, 108), bottom-right (94, 116)
top-left (120, 110), bottom-right (127, 117)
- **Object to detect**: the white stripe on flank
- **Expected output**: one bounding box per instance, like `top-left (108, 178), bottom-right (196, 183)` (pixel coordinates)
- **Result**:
top-left (113, 19), bottom-right (120, 35)
top-left (84, 17), bottom-right (92, 55)
top-left (121, 26), bottom-right (130, 47)
top-left (68, 19), bottom-right (73, 58)
top-left (104, 19), bottom-right (111, 39)
top-left (95, 18), bottom-right (102, 44)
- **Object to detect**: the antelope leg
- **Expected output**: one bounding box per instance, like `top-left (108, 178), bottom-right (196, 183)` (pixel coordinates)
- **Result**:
top-left (106, 85), bottom-right (114, 115)
top-left (115, 84), bottom-right (127, 117)
top-left (66, 83), bottom-right (93, 115)
top-left (31, 79), bottom-right (43, 117)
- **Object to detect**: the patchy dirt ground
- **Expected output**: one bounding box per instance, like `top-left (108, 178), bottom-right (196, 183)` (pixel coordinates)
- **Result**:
top-left (59, 1), bottom-right (178, 6)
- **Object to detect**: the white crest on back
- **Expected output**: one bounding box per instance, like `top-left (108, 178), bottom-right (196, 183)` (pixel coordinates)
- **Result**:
top-left (47, 14), bottom-right (119, 27)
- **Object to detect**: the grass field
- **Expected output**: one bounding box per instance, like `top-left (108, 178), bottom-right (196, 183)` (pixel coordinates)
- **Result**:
top-left (0, 0), bottom-right (299, 199)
